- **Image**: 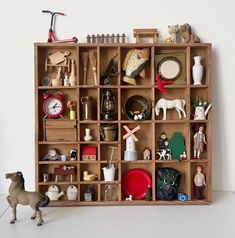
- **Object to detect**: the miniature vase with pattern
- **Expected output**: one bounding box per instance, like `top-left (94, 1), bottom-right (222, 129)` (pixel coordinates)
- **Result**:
top-left (192, 56), bottom-right (203, 85)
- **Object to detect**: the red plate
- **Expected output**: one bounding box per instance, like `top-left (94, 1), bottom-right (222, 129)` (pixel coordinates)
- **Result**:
top-left (122, 168), bottom-right (152, 199)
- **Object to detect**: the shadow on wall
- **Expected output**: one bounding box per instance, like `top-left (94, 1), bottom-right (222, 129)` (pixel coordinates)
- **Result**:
top-left (212, 48), bottom-right (224, 191)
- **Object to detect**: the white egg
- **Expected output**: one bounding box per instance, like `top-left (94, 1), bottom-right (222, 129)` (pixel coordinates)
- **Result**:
top-left (134, 115), bottom-right (139, 120)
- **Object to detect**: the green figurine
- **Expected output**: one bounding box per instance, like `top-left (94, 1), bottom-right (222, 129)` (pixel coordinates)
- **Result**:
top-left (145, 186), bottom-right (152, 201)
top-left (168, 132), bottom-right (186, 160)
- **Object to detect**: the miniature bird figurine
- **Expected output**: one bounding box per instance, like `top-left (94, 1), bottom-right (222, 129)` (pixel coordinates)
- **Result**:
top-left (155, 73), bottom-right (173, 94)
top-left (83, 171), bottom-right (98, 181)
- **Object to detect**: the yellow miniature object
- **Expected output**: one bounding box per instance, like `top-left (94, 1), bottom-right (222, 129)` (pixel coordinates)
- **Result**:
top-left (83, 171), bottom-right (98, 181)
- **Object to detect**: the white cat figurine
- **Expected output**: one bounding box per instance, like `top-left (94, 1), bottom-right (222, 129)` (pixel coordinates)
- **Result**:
top-left (165, 25), bottom-right (179, 43)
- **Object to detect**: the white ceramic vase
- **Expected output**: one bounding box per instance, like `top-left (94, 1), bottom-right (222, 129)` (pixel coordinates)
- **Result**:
top-left (192, 56), bottom-right (203, 85)
top-left (84, 128), bottom-right (93, 141)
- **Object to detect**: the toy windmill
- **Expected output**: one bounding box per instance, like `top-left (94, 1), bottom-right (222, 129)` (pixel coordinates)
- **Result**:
top-left (123, 125), bottom-right (140, 161)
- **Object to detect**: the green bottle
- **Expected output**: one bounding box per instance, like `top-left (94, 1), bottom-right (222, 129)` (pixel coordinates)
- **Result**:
top-left (145, 186), bottom-right (152, 201)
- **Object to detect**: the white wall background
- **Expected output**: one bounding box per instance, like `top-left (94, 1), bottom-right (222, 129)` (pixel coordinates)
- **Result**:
top-left (0, 0), bottom-right (234, 193)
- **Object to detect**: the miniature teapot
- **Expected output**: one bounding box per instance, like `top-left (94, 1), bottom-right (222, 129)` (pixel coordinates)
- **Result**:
top-left (194, 104), bottom-right (212, 120)
top-left (45, 185), bottom-right (64, 201)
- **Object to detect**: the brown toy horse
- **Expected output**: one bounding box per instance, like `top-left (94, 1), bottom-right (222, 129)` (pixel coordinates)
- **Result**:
top-left (6, 171), bottom-right (50, 226)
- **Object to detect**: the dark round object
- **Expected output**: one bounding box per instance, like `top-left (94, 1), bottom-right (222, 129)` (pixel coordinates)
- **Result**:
top-left (124, 95), bottom-right (151, 120)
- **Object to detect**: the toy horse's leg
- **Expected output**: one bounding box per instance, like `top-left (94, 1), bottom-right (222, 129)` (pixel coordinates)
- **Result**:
top-left (37, 208), bottom-right (44, 226)
top-left (10, 204), bottom-right (17, 224)
top-left (30, 205), bottom-right (37, 220)
top-left (179, 106), bottom-right (186, 117)
top-left (175, 108), bottom-right (182, 119)
top-left (162, 107), bottom-right (167, 120)
top-left (6, 195), bottom-right (12, 207)
top-left (31, 205), bottom-right (43, 226)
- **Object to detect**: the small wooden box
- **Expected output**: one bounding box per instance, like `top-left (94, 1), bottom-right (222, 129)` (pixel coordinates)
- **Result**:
top-left (44, 119), bottom-right (77, 142)
top-left (81, 145), bottom-right (97, 161)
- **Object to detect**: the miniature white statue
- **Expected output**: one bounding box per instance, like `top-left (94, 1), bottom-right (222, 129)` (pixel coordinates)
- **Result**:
top-left (155, 98), bottom-right (186, 120)
top-left (193, 126), bottom-right (207, 159)
top-left (165, 25), bottom-right (179, 43)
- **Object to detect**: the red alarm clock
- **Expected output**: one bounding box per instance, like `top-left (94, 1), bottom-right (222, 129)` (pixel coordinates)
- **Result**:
top-left (43, 91), bottom-right (64, 118)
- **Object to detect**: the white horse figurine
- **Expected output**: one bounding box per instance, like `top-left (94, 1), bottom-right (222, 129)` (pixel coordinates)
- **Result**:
top-left (155, 98), bottom-right (186, 120)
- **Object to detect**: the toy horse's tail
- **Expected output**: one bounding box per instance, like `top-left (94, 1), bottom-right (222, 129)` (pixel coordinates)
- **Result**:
top-left (36, 195), bottom-right (50, 210)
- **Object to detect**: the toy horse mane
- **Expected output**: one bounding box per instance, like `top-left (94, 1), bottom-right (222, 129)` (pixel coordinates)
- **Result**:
top-left (16, 171), bottom-right (25, 190)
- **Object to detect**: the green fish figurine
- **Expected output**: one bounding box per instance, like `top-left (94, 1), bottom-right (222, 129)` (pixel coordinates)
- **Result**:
top-left (122, 48), bottom-right (150, 85)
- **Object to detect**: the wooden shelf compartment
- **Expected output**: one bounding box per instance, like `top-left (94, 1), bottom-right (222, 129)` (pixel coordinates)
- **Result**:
top-left (154, 46), bottom-right (188, 86)
top-left (78, 46), bottom-right (99, 86)
top-left (38, 164), bottom-right (78, 184)
top-left (120, 46), bottom-right (153, 86)
top-left (190, 45), bottom-right (211, 85)
top-left (80, 184), bottom-right (99, 202)
top-left (190, 162), bottom-right (211, 202)
top-left (100, 88), bottom-right (119, 121)
top-left (100, 183), bottom-right (119, 202)
top-left (120, 162), bottom-right (154, 201)
top-left (121, 122), bottom-right (154, 161)
top-left (36, 45), bottom-right (78, 87)
top-left (80, 123), bottom-right (100, 142)
top-left (155, 162), bottom-right (190, 201)
top-left (155, 87), bottom-right (189, 121)
top-left (120, 88), bottom-right (154, 121)
top-left (38, 143), bottom-right (79, 162)
top-left (155, 122), bottom-right (190, 161)
top-left (37, 87), bottom-right (78, 127)
top-left (80, 162), bottom-right (100, 181)
top-left (189, 123), bottom-right (209, 160)
top-left (100, 143), bottom-right (120, 161)
top-left (190, 87), bottom-right (211, 120)
top-left (79, 88), bottom-right (99, 120)
top-left (39, 183), bottom-right (80, 202)
top-left (99, 46), bottom-right (120, 86)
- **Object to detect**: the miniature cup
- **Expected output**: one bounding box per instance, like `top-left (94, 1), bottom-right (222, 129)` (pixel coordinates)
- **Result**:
top-left (61, 155), bottom-right (67, 161)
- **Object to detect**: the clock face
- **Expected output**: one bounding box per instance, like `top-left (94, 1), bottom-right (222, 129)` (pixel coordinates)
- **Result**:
top-left (49, 149), bottom-right (57, 157)
top-left (43, 96), bottom-right (64, 118)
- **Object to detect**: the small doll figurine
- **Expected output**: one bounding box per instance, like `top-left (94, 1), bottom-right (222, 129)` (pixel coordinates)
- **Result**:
top-left (194, 165), bottom-right (206, 199)
top-left (193, 126), bottom-right (207, 159)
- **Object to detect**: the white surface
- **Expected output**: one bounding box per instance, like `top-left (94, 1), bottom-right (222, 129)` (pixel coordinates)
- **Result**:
top-left (0, 192), bottom-right (234, 238)
top-left (0, 0), bottom-right (234, 193)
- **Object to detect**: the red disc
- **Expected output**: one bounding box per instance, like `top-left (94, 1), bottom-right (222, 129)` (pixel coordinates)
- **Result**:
top-left (122, 168), bottom-right (152, 199)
